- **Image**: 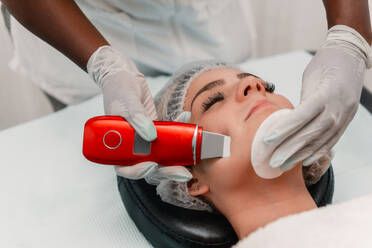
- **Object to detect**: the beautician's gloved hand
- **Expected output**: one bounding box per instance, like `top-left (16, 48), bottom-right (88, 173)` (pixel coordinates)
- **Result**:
top-left (88, 45), bottom-right (157, 141)
top-left (88, 45), bottom-right (158, 179)
top-left (265, 25), bottom-right (372, 171)
top-left (88, 49), bottom-right (191, 181)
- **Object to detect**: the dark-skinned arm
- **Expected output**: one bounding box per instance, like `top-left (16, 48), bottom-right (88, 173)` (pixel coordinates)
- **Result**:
top-left (1, 0), bottom-right (109, 71)
top-left (323, 0), bottom-right (372, 44)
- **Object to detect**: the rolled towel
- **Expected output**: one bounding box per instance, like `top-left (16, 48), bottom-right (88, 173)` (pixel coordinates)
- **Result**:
top-left (234, 193), bottom-right (372, 248)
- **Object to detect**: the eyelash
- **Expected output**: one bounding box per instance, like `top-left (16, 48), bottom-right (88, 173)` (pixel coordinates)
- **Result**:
top-left (202, 92), bottom-right (224, 112)
top-left (201, 81), bottom-right (275, 112)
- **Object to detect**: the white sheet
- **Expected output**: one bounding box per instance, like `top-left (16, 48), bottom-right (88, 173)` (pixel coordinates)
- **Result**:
top-left (1, 51), bottom-right (371, 247)
top-left (233, 193), bottom-right (372, 248)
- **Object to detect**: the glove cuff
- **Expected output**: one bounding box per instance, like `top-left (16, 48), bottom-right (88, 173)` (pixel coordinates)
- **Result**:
top-left (87, 45), bottom-right (143, 88)
top-left (326, 25), bottom-right (372, 69)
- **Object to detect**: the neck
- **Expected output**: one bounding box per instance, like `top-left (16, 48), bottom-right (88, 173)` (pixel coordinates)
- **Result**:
top-left (227, 191), bottom-right (315, 239)
top-left (212, 166), bottom-right (316, 239)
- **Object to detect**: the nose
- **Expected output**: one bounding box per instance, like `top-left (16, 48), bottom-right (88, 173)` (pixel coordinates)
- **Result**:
top-left (236, 77), bottom-right (266, 102)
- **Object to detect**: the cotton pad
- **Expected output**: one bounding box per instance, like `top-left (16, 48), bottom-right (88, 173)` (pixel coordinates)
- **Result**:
top-left (251, 109), bottom-right (292, 179)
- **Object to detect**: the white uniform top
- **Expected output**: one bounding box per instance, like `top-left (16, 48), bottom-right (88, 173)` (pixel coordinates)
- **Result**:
top-left (9, 0), bottom-right (256, 104)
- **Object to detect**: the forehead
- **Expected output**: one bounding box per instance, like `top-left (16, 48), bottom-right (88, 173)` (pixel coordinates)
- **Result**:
top-left (184, 68), bottom-right (243, 109)
top-left (192, 67), bottom-right (243, 87)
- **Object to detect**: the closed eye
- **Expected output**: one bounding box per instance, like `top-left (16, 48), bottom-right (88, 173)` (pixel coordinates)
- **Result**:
top-left (199, 73), bottom-right (275, 113)
top-left (201, 92), bottom-right (224, 112)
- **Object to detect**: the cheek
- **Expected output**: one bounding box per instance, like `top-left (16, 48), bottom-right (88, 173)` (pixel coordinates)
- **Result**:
top-left (196, 127), bottom-right (257, 191)
top-left (198, 156), bottom-right (251, 193)
top-left (191, 104), bottom-right (234, 136)
top-left (268, 94), bottom-right (294, 109)
top-left (192, 109), bottom-right (252, 191)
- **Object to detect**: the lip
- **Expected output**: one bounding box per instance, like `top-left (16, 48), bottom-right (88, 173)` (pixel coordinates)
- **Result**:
top-left (244, 99), bottom-right (273, 121)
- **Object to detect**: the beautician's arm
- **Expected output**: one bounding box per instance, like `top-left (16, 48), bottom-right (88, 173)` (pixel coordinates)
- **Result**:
top-left (1, 0), bottom-right (108, 71)
top-left (323, 0), bottom-right (372, 44)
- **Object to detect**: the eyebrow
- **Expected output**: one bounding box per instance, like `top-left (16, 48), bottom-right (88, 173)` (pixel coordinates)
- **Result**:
top-left (190, 79), bottom-right (225, 110)
top-left (189, 72), bottom-right (259, 110)
top-left (237, 72), bottom-right (261, 80)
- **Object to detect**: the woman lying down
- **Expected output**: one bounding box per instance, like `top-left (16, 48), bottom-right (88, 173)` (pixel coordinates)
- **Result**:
top-left (147, 60), bottom-right (332, 240)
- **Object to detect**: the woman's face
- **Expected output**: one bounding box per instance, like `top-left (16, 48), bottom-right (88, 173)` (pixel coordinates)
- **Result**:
top-left (183, 68), bottom-right (294, 198)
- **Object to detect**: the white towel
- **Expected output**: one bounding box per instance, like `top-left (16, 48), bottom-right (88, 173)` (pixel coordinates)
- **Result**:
top-left (233, 193), bottom-right (372, 248)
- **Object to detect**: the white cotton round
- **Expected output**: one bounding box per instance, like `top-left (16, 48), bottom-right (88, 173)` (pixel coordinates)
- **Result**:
top-left (251, 109), bottom-right (292, 179)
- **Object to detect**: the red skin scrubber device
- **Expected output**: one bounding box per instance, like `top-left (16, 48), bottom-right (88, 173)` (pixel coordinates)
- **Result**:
top-left (83, 116), bottom-right (230, 166)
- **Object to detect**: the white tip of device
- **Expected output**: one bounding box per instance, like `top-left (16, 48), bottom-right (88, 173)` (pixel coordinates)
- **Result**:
top-left (201, 131), bottom-right (231, 159)
top-left (222, 135), bottom-right (231, 158)
top-left (251, 109), bottom-right (292, 179)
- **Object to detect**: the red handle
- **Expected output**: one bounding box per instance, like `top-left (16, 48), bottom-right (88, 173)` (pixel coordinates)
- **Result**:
top-left (82, 116), bottom-right (202, 166)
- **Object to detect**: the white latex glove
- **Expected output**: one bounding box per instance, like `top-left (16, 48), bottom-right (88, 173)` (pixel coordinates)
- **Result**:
top-left (88, 45), bottom-right (157, 140)
top-left (88, 45), bottom-right (160, 180)
top-left (264, 25), bottom-right (372, 172)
